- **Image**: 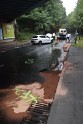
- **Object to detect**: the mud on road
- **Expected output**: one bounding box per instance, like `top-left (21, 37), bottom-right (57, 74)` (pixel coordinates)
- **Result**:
top-left (0, 70), bottom-right (61, 124)
top-left (0, 40), bottom-right (69, 124)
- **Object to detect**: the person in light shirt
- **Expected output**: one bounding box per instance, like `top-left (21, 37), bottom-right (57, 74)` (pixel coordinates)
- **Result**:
top-left (66, 33), bottom-right (71, 42)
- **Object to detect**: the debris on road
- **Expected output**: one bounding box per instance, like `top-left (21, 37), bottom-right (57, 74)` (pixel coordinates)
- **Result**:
top-left (25, 59), bottom-right (34, 64)
top-left (15, 88), bottom-right (39, 104)
top-left (63, 43), bottom-right (71, 52)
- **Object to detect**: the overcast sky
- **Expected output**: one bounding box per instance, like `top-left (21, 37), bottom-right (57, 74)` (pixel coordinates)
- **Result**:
top-left (61, 0), bottom-right (78, 15)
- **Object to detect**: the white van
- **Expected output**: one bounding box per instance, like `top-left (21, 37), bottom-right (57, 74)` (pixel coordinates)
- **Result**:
top-left (59, 29), bottom-right (67, 36)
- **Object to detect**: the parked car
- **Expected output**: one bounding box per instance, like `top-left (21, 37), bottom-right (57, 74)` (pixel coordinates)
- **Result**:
top-left (31, 35), bottom-right (53, 45)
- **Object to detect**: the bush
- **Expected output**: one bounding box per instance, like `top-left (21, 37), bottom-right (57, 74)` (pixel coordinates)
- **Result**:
top-left (15, 32), bottom-right (33, 41)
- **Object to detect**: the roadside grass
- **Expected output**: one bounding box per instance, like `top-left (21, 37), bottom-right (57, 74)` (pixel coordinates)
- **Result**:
top-left (72, 36), bottom-right (83, 48)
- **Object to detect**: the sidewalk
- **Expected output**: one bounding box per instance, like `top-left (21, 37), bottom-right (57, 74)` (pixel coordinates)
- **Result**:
top-left (47, 46), bottom-right (83, 124)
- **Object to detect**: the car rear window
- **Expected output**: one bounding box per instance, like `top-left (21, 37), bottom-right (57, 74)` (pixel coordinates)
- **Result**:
top-left (40, 35), bottom-right (46, 38)
top-left (61, 30), bottom-right (63, 32)
top-left (61, 30), bottom-right (66, 32)
top-left (32, 36), bottom-right (38, 38)
top-left (64, 30), bottom-right (66, 32)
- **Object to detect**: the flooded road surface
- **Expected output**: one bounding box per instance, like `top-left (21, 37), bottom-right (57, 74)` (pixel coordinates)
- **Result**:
top-left (0, 42), bottom-right (66, 124)
top-left (0, 44), bottom-right (61, 88)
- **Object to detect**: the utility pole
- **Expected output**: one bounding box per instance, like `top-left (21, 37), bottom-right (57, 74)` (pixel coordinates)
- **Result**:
top-left (75, 0), bottom-right (78, 44)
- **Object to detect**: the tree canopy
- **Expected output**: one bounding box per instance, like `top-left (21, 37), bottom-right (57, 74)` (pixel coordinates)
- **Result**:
top-left (67, 0), bottom-right (83, 34)
top-left (17, 0), bottom-right (67, 34)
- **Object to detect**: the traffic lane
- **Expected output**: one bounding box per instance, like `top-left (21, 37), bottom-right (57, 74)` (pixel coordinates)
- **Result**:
top-left (0, 41), bottom-right (66, 72)
top-left (0, 41), bottom-right (32, 53)
top-left (56, 40), bottom-right (66, 47)
top-left (0, 44), bottom-right (61, 72)
top-left (0, 44), bottom-right (61, 87)
top-left (0, 44), bottom-right (53, 69)
top-left (0, 43), bottom-right (38, 54)
top-left (0, 40), bottom-right (66, 69)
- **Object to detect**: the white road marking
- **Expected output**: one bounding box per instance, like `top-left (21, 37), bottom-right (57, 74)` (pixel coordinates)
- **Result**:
top-left (15, 46), bottom-right (20, 48)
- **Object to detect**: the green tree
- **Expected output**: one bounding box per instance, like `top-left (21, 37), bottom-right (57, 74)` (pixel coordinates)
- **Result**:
top-left (67, 0), bottom-right (83, 34)
top-left (17, 0), bottom-right (67, 34)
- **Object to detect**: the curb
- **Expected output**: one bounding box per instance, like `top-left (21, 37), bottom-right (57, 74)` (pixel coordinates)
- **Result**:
top-left (47, 43), bottom-right (71, 124)
top-left (47, 68), bottom-right (65, 124)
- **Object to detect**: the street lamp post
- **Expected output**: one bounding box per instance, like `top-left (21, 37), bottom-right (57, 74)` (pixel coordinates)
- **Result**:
top-left (75, 0), bottom-right (78, 44)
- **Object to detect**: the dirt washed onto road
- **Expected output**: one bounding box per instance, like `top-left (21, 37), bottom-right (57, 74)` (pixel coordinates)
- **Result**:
top-left (0, 71), bottom-right (61, 124)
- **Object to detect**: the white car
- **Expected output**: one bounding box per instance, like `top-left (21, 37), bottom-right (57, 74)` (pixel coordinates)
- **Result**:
top-left (31, 35), bottom-right (53, 45)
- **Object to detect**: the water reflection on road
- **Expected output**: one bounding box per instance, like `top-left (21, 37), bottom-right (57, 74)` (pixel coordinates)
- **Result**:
top-left (0, 44), bottom-right (61, 87)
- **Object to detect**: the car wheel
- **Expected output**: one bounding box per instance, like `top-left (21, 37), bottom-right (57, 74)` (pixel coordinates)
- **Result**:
top-left (39, 41), bottom-right (42, 45)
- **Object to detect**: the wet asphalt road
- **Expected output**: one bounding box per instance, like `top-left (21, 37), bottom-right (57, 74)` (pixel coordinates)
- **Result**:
top-left (0, 42), bottom-right (66, 88)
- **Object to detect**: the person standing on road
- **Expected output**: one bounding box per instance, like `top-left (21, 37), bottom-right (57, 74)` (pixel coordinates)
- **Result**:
top-left (66, 34), bottom-right (71, 43)
top-left (52, 32), bottom-right (55, 41)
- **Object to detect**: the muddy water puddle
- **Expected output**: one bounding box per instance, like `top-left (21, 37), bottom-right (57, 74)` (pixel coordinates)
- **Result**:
top-left (0, 71), bottom-right (61, 124)
top-left (0, 45), bottom-right (62, 123)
